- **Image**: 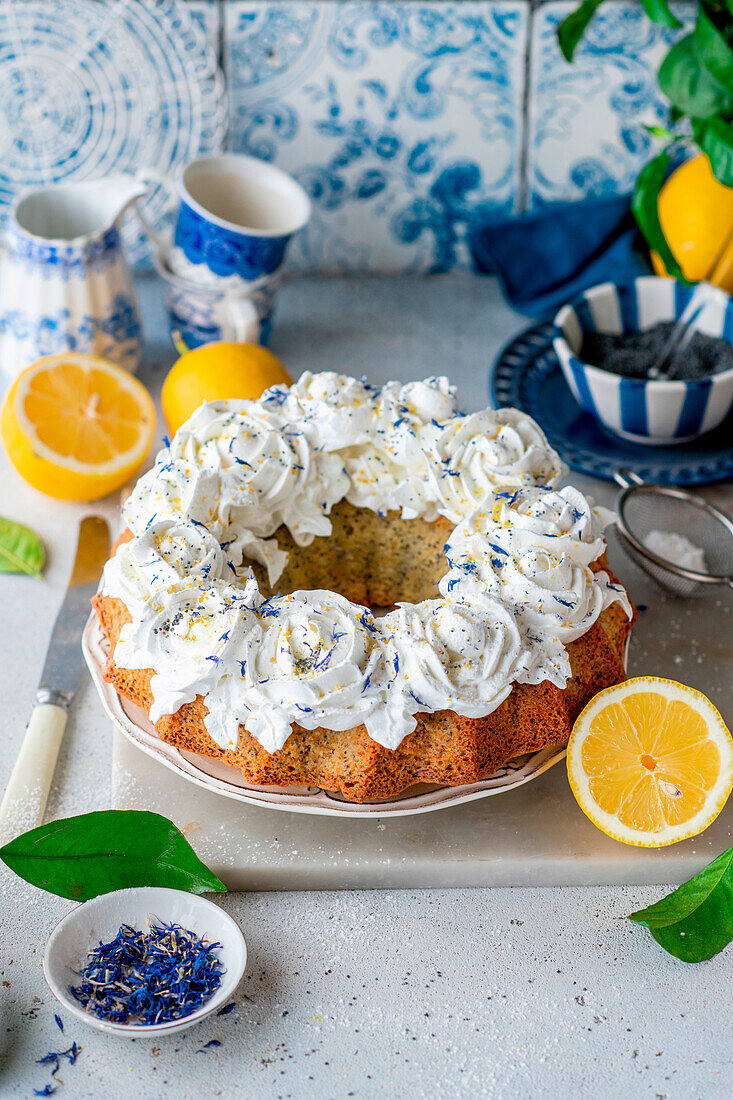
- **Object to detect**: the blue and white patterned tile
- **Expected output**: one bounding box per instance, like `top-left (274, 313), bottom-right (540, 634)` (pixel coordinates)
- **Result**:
top-left (528, 1), bottom-right (695, 207)
top-left (225, 2), bottom-right (528, 274)
top-left (186, 0), bottom-right (220, 49)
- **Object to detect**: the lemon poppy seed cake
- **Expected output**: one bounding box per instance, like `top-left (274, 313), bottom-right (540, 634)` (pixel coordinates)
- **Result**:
top-left (92, 372), bottom-right (635, 802)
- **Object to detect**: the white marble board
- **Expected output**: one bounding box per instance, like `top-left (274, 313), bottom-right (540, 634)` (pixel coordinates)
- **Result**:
top-left (113, 522), bottom-right (733, 897)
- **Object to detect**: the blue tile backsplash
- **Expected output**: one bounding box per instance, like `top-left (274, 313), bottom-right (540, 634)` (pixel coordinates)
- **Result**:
top-left (55, 0), bottom-right (699, 274)
top-left (527, 1), bottom-right (694, 209)
top-left (225, 2), bottom-right (528, 273)
top-left (214, 0), bottom-right (697, 272)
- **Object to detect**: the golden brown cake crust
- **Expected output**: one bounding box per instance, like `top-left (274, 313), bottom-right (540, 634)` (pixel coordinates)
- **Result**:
top-left (92, 505), bottom-right (635, 803)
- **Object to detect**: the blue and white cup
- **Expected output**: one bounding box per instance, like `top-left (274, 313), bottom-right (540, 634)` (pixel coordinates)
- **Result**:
top-left (171, 153), bottom-right (310, 281)
top-left (154, 253), bottom-right (279, 350)
top-left (553, 277), bottom-right (733, 445)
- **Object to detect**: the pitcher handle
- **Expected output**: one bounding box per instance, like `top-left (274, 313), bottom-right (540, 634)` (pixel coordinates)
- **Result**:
top-left (131, 167), bottom-right (179, 267)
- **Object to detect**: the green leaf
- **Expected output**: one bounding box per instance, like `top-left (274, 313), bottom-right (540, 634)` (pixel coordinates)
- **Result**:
top-left (631, 152), bottom-right (688, 282)
top-left (557, 0), bottom-right (607, 62)
top-left (695, 8), bottom-right (733, 87)
top-left (0, 810), bottom-right (226, 901)
top-left (0, 515), bottom-right (45, 577)
top-left (643, 123), bottom-right (679, 140)
top-left (659, 35), bottom-right (733, 120)
top-left (639, 0), bottom-right (682, 30)
top-left (694, 116), bottom-right (733, 186)
top-left (630, 847), bottom-right (733, 963)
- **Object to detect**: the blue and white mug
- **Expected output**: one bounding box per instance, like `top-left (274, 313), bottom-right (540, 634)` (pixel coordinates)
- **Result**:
top-left (170, 154), bottom-right (310, 281)
top-left (154, 253), bottom-right (279, 350)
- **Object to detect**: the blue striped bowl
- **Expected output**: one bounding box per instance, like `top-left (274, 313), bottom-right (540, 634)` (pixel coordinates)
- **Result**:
top-left (553, 277), bottom-right (733, 445)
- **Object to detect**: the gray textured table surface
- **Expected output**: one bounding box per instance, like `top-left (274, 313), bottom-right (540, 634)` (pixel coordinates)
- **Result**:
top-left (1, 274), bottom-right (731, 1099)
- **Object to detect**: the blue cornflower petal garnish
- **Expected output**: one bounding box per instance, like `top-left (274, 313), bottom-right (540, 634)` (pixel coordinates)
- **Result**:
top-left (68, 923), bottom-right (224, 1026)
top-left (359, 611), bottom-right (378, 634)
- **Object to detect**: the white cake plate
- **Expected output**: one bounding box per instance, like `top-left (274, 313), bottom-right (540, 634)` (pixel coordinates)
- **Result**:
top-left (83, 612), bottom-right (568, 819)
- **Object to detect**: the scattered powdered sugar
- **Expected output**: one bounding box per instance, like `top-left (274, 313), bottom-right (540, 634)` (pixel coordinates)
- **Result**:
top-left (643, 530), bottom-right (707, 573)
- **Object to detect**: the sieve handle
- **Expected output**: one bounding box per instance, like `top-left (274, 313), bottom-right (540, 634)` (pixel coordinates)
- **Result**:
top-left (613, 469), bottom-right (645, 489)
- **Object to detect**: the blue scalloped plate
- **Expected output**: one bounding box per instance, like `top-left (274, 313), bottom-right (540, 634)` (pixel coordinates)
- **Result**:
top-left (491, 323), bottom-right (733, 485)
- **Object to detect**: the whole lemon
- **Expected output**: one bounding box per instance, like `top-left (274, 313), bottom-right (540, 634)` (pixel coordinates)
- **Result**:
top-left (651, 154), bottom-right (733, 292)
top-left (161, 342), bottom-right (292, 434)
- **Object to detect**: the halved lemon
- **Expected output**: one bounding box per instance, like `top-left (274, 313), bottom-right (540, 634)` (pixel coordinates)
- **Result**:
top-left (567, 677), bottom-right (733, 847)
top-left (1, 353), bottom-right (155, 501)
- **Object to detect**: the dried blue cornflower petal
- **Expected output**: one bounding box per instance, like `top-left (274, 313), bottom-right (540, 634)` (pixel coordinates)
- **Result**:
top-left (69, 922), bottom-right (225, 1026)
top-left (35, 1042), bottom-right (80, 1088)
top-left (53, 1015), bottom-right (63, 1033)
top-left (33, 1085), bottom-right (57, 1096)
top-left (197, 1039), bottom-right (222, 1050)
top-left (359, 611), bottom-right (379, 634)
top-left (217, 1002), bottom-right (236, 1016)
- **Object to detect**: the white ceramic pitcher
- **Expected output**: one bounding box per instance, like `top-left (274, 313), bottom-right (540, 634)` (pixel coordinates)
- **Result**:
top-left (0, 175), bottom-right (149, 380)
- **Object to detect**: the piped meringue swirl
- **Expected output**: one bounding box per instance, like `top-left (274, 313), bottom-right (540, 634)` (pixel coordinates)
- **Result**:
top-left (123, 372), bottom-right (567, 575)
top-left (238, 592), bottom-right (391, 753)
top-left (440, 486), bottom-right (633, 683)
top-left (105, 374), bottom-right (631, 757)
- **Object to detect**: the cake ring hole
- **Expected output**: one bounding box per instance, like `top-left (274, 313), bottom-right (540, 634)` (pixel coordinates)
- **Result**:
top-left (244, 500), bottom-right (451, 609)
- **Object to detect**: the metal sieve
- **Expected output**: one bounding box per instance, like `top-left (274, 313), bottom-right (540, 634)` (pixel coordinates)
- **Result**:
top-left (614, 470), bottom-right (733, 598)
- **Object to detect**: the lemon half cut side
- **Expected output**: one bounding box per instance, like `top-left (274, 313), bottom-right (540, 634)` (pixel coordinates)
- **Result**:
top-left (1, 353), bottom-right (155, 501)
top-left (567, 677), bottom-right (733, 848)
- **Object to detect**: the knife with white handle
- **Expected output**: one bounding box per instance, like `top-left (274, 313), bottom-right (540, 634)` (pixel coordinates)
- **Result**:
top-left (0, 516), bottom-right (110, 846)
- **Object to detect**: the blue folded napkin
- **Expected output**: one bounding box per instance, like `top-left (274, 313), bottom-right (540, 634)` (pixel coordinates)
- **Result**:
top-left (468, 194), bottom-right (651, 318)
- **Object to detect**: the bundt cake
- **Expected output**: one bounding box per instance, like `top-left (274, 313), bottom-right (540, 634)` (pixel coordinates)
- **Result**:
top-left (92, 372), bottom-right (635, 802)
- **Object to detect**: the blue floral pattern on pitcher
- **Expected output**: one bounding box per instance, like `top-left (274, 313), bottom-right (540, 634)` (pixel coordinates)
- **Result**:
top-left (7, 224), bottom-right (123, 277)
top-left (0, 293), bottom-right (141, 369)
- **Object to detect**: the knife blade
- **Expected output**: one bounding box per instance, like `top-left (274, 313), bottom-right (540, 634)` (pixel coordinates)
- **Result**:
top-left (0, 517), bottom-right (110, 845)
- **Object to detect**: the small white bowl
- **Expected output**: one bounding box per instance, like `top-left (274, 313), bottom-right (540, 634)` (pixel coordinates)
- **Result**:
top-left (43, 887), bottom-right (246, 1037)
